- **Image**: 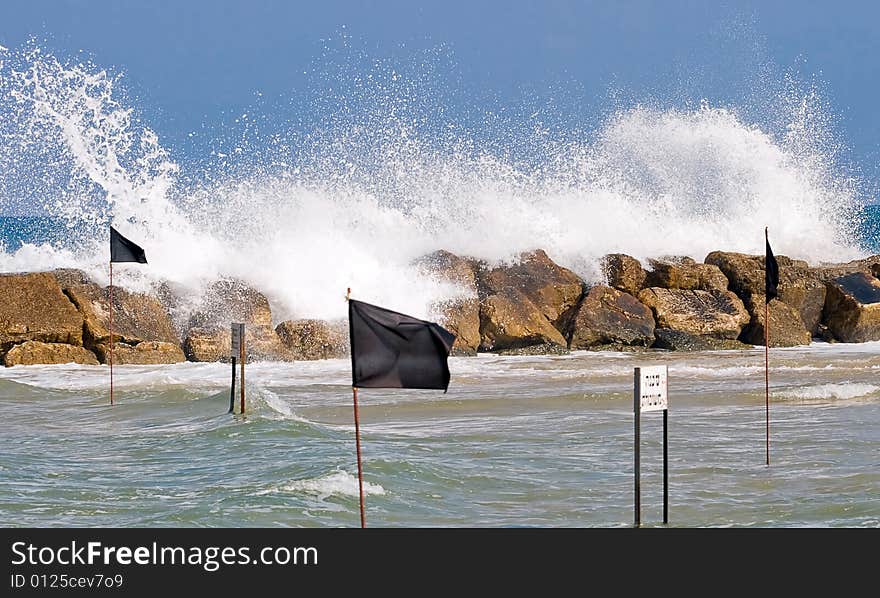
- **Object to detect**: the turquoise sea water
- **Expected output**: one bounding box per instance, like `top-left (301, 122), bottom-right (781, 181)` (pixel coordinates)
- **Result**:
top-left (1, 346), bottom-right (878, 528)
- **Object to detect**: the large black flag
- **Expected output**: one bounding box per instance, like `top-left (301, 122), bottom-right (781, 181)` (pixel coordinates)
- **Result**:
top-left (110, 226), bottom-right (147, 264)
top-left (765, 227), bottom-right (779, 303)
top-left (349, 299), bottom-right (456, 391)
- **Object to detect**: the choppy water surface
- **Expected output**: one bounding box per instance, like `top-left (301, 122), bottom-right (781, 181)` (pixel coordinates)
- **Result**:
top-left (1, 343), bottom-right (877, 528)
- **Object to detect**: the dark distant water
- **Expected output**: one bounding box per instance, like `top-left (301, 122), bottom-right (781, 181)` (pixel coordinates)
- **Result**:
top-left (858, 204), bottom-right (880, 253)
top-left (0, 217), bottom-right (71, 252)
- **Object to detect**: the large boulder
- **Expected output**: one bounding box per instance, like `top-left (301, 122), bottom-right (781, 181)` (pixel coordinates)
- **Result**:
top-left (183, 327), bottom-right (229, 363)
top-left (637, 287), bottom-right (749, 340)
top-left (475, 250), bottom-right (583, 353)
top-left (780, 276), bottom-right (826, 336)
top-left (415, 250), bottom-right (481, 356)
top-left (478, 250), bottom-right (584, 326)
top-left (601, 254), bottom-right (646, 296)
top-left (705, 251), bottom-right (825, 334)
top-left (739, 298), bottom-right (812, 347)
top-left (566, 285), bottom-right (655, 349)
top-left (478, 292), bottom-right (568, 352)
top-left (64, 282), bottom-right (179, 362)
top-left (276, 319), bottom-right (348, 360)
top-left (109, 341), bottom-right (186, 365)
top-left (822, 272), bottom-right (880, 342)
top-left (652, 329), bottom-right (751, 351)
top-left (183, 279), bottom-right (290, 362)
top-left (4, 341), bottom-right (99, 366)
top-left (0, 272), bottom-right (84, 359)
top-left (645, 257), bottom-right (728, 292)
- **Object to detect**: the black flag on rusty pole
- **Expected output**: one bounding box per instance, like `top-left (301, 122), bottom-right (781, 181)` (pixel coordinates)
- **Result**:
top-left (764, 227), bottom-right (779, 465)
top-left (346, 293), bottom-right (456, 528)
top-left (108, 226), bottom-right (148, 405)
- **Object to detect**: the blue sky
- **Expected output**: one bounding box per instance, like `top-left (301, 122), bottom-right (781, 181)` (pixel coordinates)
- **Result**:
top-left (2, 0), bottom-right (879, 186)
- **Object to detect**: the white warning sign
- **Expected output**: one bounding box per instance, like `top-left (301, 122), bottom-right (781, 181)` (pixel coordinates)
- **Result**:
top-left (634, 365), bottom-right (668, 413)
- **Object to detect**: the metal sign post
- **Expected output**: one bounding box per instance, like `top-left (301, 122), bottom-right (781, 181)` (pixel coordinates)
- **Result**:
top-left (634, 365), bottom-right (669, 527)
top-left (230, 323), bottom-right (245, 414)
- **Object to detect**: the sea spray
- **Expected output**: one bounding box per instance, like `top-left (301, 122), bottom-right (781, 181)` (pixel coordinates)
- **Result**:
top-left (0, 43), bottom-right (869, 324)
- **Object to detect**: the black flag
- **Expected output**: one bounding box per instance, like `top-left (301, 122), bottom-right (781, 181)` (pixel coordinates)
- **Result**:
top-left (349, 299), bottom-right (456, 391)
top-left (765, 227), bottom-right (779, 303)
top-left (110, 226), bottom-right (147, 264)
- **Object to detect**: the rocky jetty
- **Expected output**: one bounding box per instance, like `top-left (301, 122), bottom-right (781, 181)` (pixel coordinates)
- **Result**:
top-left (3, 246), bottom-right (880, 366)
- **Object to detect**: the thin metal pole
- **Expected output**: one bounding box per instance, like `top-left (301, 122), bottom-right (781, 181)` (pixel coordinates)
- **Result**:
top-left (663, 408), bottom-right (668, 525)
top-left (229, 357), bottom-right (236, 414)
top-left (109, 262), bottom-right (114, 406)
top-left (634, 369), bottom-right (640, 528)
top-left (239, 326), bottom-right (245, 415)
top-left (765, 301), bottom-right (770, 466)
top-left (353, 386), bottom-right (366, 528)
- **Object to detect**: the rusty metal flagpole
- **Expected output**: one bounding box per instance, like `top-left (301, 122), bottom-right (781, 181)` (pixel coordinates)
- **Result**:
top-left (347, 288), bottom-right (366, 528)
top-left (109, 261), bottom-right (114, 406)
top-left (352, 386), bottom-right (366, 529)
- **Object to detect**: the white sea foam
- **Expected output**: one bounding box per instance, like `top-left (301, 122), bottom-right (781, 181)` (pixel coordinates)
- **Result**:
top-left (278, 471), bottom-right (386, 498)
top-left (0, 359), bottom-right (351, 394)
top-left (671, 364), bottom-right (847, 378)
top-left (777, 383), bottom-right (880, 401)
top-left (250, 387), bottom-right (319, 424)
top-left (0, 44), bottom-right (867, 326)
top-left (0, 361), bottom-right (229, 391)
